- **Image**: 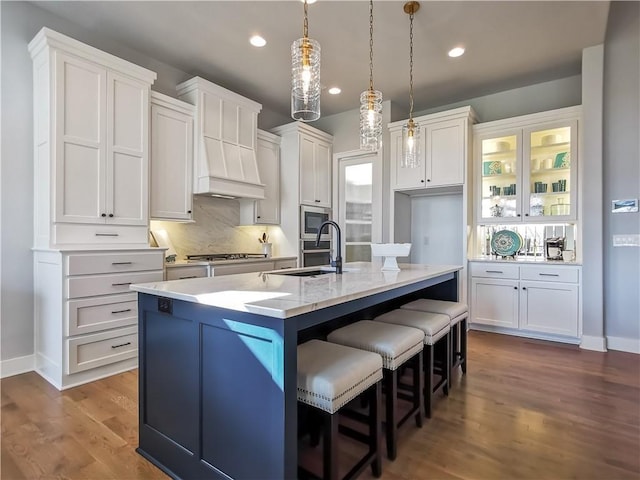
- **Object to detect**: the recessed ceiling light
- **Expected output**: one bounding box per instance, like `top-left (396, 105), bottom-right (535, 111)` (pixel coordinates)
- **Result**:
top-left (448, 46), bottom-right (465, 58)
top-left (250, 35), bottom-right (267, 47)
top-left (328, 87), bottom-right (341, 95)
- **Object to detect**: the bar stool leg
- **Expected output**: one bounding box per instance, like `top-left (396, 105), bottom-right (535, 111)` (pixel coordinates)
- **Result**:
top-left (451, 324), bottom-right (459, 372)
top-left (384, 370), bottom-right (398, 461)
top-left (425, 344), bottom-right (434, 418)
top-left (444, 332), bottom-right (451, 396)
top-left (461, 319), bottom-right (468, 375)
top-left (369, 382), bottom-right (382, 477)
top-left (322, 412), bottom-right (339, 480)
top-left (414, 351), bottom-right (424, 427)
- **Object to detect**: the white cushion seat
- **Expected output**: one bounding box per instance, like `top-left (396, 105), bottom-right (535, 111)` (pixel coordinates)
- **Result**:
top-left (401, 299), bottom-right (468, 325)
top-left (327, 320), bottom-right (424, 371)
top-left (374, 309), bottom-right (450, 345)
top-left (297, 339), bottom-right (383, 414)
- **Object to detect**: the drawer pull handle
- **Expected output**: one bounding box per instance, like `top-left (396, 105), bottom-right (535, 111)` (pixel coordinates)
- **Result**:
top-left (95, 233), bottom-right (119, 237)
top-left (111, 308), bottom-right (132, 314)
top-left (112, 282), bottom-right (132, 286)
top-left (111, 342), bottom-right (131, 349)
top-left (486, 270), bottom-right (504, 274)
top-left (538, 273), bottom-right (560, 277)
top-left (112, 261), bottom-right (133, 265)
top-left (179, 276), bottom-right (197, 279)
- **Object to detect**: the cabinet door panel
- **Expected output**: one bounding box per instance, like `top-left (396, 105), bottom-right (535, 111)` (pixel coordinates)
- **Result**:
top-left (150, 104), bottom-right (193, 220)
top-left (255, 137), bottom-right (280, 224)
top-left (110, 151), bottom-right (146, 224)
top-left (61, 143), bottom-right (102, 222)
top-left (238, 107), bottom-right (255, 148)
top-left (314, 141), bottom-right (331, 207)
top-left (61, 57), bottom-right (103, 142)
top-left (112, 76), bottom-right (145, 151)
top-left (202, 92), bottom-right (221, 139)
top-left (520, 281), bottom-right (578, 336)
top-left (222, 100), bottom-right (238, 144)
top-left (299, 136), bottom-right (316, 205)
top-left (470, 277), bottom-right (519, 328)
top-left (392, 130), bottom-right (423, 190)
top-left (426, 119), bottom-right (464, 186)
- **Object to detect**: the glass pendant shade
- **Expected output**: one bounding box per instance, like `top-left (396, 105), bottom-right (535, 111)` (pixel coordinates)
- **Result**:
top-left (291, 37), bottom-right (321, 122)
top-left (359, 89), bottom-right (383, 151)
top-left (401, 119), bottom-right (420, 168)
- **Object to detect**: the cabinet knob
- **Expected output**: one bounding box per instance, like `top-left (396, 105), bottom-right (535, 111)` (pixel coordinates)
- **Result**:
top-left (427, 179), bottom-right (431, 182)
top-left (108, 213), bottom-right (114, 218)
top-left (257, 216), bottom-right (261, 219)
top-left (315, 199), bottom-right (321, 203)
top-left (514, 286), bottom-right (517, 290)
top-left (420, 180), bottom-right (425, 183)
top-left (525, 213), bottom-right (529, 217)
top-left (517, 214), bottom-right (521, 217)
top-left (522, 287), bottom-right (527, 290)
top-left (101, 213), bottom-right (106, 217)
top-left (187, 210), bottom-right (192, 214)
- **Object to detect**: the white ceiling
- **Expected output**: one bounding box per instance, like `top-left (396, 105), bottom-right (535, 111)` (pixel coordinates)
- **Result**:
top-left (32, 1), bottom-right (610, 127)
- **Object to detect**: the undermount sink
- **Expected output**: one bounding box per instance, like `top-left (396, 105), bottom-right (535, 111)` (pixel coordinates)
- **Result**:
top-left (271, 269), bottom-right (334, 277)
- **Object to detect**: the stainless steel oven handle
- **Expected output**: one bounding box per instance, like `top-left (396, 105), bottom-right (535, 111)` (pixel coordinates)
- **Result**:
top-left (301, 249), bottom-right (332, 254)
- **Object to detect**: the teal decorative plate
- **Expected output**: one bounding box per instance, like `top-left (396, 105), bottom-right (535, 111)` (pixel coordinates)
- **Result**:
top-left (491, 230), bottom-right (522, 256)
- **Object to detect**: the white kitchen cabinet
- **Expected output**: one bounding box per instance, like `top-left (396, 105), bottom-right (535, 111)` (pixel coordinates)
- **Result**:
top-left (390, 107), bottom-right (474, 191)
top-left (240, 130), bottom-right (281, 225)
top-left (474, 107), bottom-right (580, 224)
top-left (29, 28), bottom-right (156, 247)
top-left (165, 264), bottom-right (209, 280)
top-left (34, 249), bottom-right (164, 389)
top-left (272, 122), bottom-right (333, 208)
top-left (150, 92), bottom-right (194, 221)
top-left (469, 261), bottom-right (580, 343)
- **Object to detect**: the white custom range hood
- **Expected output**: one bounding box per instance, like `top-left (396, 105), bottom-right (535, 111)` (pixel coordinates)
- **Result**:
top-left (177, 77), bottom-right (265, 199)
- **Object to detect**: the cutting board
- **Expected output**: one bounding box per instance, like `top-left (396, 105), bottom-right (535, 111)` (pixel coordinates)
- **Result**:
top-left (150, 229), bottom-right (177, 259)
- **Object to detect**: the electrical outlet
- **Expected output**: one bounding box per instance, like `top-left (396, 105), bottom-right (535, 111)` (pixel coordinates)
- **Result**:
top-left (158, 297), bottom-right (173, 314)
top-left (613, 234), bottom-right (640, 247)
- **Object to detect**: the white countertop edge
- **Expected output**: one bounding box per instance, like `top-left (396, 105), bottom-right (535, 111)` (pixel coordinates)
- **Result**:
top-left (131, 263), bottom-right (462, 319)
top-left (165, 256), bottom-right (298, 267)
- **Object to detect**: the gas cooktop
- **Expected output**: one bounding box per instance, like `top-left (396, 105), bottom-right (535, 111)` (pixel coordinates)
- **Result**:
top-left (186, 253), bottom-right (268, 261)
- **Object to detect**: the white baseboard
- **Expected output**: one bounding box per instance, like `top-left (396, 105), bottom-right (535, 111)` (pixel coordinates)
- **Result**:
top-left (580, 335), bottom-right (607, 352)
top-left (1, 354), bottom-right (35, 379)
top-left (606, 336), bottom-right (640, 354)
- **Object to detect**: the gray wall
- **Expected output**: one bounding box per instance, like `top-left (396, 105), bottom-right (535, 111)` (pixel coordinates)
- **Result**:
top-left (603, 1), bottom-right (640, 345)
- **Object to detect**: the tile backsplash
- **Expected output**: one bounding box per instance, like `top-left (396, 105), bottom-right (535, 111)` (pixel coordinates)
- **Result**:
top-left (151, 196), bottom-right (280, 259)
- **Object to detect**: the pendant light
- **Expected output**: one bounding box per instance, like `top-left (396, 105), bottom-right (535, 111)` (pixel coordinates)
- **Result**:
top-left (401, 1), bottom-right (420, 168)
top-left (291, 0), bottom-right (321, 122)
top-left (359, 0), bottom-right (382, 151)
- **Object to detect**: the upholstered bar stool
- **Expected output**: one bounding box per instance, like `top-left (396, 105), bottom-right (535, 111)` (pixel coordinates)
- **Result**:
top-left (297, 339), bottom-right (383, 480)
top-left (402, 299), bottom-right (468, 378)
top-left (374, 309), bottom-right (450, 418)
top-left (327, 320), bottom-right (424, 461)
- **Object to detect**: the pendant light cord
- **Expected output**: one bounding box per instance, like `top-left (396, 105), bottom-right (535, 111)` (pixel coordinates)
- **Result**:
top-left (408, 7), bottom-right (414, 121)
top-left (369, 0), bottom-right (374, 92)
top-left (303, 0), bottom-right (309, 38)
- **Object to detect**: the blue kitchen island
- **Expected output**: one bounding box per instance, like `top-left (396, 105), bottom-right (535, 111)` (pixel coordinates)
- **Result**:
top-left (131, 262), bottom-right (461, 479)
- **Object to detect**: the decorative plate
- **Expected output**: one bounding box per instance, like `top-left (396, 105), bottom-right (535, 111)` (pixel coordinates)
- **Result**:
top-left (491, 230), bottom-right (522, 257)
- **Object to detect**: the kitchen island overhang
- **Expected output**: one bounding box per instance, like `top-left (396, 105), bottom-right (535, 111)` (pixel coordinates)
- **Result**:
top-left (131, 262), bottom-right (461, 480)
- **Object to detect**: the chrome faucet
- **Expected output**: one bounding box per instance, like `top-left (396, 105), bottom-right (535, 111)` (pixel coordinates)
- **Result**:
top-left (316, 220), bottom-right (342, 274)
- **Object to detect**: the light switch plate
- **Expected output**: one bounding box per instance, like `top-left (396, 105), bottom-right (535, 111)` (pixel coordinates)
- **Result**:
top-left (613, 234), bottom-right (640, 247)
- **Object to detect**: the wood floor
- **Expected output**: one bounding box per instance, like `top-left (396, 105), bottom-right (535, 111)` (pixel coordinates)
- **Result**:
top-left (2, 331), bottom-right (639, 480)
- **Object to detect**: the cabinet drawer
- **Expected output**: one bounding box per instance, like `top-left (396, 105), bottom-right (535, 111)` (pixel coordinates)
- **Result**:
top-left (67, 251), bottom-right (164, 275)
top-left (68, 271), bottom-right (163, 298)
top-left (520, 266), bottom-right (579, 283)
top-left (211, 262), bottom-right (275, 276)
top-left (470, 263), bottom-right (519, 279)
top-left (273, 259), bottom-right (298, 270)
top-left (54, 224), bottom-right (149, 246)
top-left (67, 326), bottom-right (138, 374)
top-left (166, 265), bottom-right (209, 280)
top-left (67, 293), bottom-right (137, 336)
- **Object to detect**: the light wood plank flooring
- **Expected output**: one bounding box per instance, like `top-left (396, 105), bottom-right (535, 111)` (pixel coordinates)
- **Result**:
top-left (2, 331), bottom-right (639, 479)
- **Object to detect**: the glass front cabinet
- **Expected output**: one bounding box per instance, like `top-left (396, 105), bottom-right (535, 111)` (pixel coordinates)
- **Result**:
top-left (474, 108), bottom-right (579, 224)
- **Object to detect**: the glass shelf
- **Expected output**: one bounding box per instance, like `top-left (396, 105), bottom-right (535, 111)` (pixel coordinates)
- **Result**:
top-left (531, 142), bottom-right (569, 150)
top-left (530, 167), bottom-right (570, 175)
top-left (482, 172), bottom-right (517, 179)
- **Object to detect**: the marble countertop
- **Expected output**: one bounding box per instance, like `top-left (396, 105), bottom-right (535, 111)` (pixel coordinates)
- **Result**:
top-left (165, 256), bottom-right (297, 268)
top-left (469, 256), bottom-right (582, 266)
top-left (131, 262), bottom-right (461, 319)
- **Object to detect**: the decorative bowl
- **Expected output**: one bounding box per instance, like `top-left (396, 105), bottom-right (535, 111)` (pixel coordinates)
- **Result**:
top-left (370, 243), bottom-right (411, 271)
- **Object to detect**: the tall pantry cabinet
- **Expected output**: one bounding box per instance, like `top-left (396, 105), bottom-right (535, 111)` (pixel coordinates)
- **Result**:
top-left (28, 28), bottom-right (164, 389)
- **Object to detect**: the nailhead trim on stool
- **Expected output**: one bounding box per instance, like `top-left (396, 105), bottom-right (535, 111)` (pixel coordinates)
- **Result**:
top-left (327, 320), bottom-right (425, 461)
top-left (374, 309), bottom-right (451, 418)
top-left (401, 299), bottom-right (469, 378)
top-left (297, 339), bottom-right (383, 480)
